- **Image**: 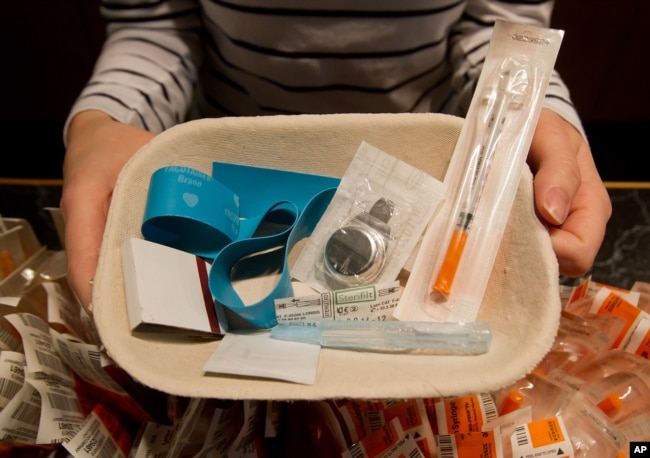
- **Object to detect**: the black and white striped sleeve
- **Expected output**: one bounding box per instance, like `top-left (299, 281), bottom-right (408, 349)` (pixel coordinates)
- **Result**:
top-left (65, 0), bottom-right (203, 136)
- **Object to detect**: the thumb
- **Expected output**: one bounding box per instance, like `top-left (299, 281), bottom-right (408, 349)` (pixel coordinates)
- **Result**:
top-left (528, 109), bottom-right (581, 227)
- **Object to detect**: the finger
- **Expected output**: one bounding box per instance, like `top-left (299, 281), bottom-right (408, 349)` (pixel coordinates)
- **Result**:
top-left (548, 148), bottom-right (611, 277)
top-left (528, 110), bottom-right (581, 227)
top-left (61, 185), bottom-right (110, 313)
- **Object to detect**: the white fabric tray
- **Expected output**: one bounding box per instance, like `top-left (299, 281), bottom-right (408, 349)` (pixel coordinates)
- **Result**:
top-left (93, 113), bottom-right (560, 400)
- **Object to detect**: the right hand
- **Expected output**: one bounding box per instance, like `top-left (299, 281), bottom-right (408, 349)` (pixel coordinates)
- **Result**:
top-left (60, 110), bottom-right (155, 313)
top-left (528, 109), bottom-right (611, 278)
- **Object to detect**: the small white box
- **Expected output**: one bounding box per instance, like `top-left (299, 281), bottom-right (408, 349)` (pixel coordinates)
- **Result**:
top-left (121, 237), bottom-right (227, 336)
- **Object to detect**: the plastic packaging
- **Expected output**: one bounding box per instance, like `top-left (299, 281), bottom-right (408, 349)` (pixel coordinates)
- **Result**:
top-left (270, 320), bottom-right (492, 355)
top-left (547, 315), bottom-right (615, 373)
top-left (631, 281), bottom-right (650, 314)
top-left (618, 412), bottom-right (650, 442)
top-left (575, 287), bottom-right (647, 350)
top-left (570, 349), bottom-right (650, 386)
top-left (507, 392), bottom-right (627, 458)
top-left (435, 393), bottom-right (498, 434)
top-left (396, 20), bottom-right (564, 323)
top-left (573, 312), bottom-right (627, 350)
top-left (492, 373), bottom-right (572, 420)
top-left (584, 371), bottom-right (650, 424)
top-left (555, 391), bottom-right (628, 457)
top-left (293, 141), bottom-right (445, 292)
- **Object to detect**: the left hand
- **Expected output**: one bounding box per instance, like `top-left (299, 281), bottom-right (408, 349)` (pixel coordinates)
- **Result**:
top-left (528, 108), bottom-right (612, 278)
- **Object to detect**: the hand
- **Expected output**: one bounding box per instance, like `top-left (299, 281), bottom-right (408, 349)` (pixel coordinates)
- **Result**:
top-left (528, 108), bottom-right (612, 278)
top-left (60, 111), bottom-right (155, 313)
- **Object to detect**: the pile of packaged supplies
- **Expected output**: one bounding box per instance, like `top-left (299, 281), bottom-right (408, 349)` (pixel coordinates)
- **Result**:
top-left (1, 213), bottom-right (649, 457)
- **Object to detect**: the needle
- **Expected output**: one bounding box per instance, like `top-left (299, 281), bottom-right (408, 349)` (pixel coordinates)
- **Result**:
top-left (431, 66), bottom-right (520, 299)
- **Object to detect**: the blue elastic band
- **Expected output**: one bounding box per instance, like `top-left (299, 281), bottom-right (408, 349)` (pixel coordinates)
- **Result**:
top-left (141, 163), bottom-right (339, 328)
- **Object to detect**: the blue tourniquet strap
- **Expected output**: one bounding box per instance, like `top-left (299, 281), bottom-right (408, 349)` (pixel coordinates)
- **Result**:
top-left (141, 163), bottom-right (339, 328)
top-left (209, 190), bottom-right (335, 328)
top-left (142, 166), bottom-right (240, 258)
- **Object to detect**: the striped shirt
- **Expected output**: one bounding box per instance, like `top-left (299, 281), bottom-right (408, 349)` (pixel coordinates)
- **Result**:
top-left (67, 0), bottom-right (583, 137)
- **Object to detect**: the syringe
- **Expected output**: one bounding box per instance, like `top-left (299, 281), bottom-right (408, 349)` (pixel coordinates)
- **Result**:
top-left (431, 64), bottom-right (524, 298)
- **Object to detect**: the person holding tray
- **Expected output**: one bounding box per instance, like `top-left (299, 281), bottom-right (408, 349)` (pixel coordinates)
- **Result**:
top-left (60, 0), bottom-right (612, 312)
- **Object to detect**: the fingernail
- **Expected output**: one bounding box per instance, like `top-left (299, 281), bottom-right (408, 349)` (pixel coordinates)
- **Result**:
top-left (544, 187), bottom-right (569, 224)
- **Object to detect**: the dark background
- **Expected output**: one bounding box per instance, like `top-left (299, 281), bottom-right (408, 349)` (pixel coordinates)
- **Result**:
top-left (1, 0), bottom-right (649, 181)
